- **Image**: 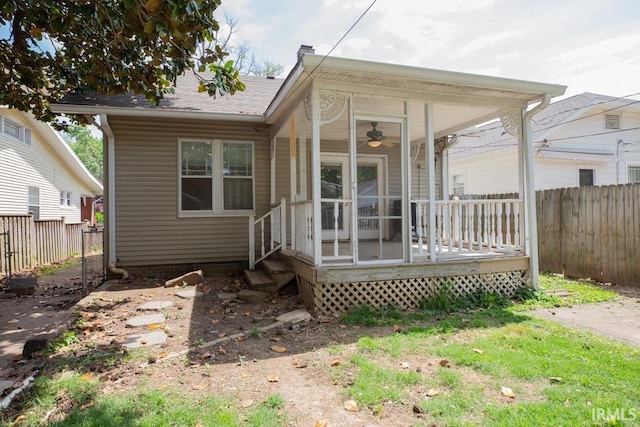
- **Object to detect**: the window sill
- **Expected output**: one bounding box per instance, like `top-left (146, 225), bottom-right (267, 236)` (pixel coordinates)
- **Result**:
top-left (178, 210), bottom-right (255, 219)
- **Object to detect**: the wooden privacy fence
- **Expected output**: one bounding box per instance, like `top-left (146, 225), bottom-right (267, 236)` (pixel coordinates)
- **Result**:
top-left (0, 215), bottom-right (100, 277)
top-left (536, 184), bottom-right (640, 288)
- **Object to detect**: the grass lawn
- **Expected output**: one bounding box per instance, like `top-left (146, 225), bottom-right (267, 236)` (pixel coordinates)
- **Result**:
top-left (331, 274), bottom-right (637, 426)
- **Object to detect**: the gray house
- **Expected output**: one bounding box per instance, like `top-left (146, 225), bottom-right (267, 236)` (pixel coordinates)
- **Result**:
top-left (54, 46), bottom-right (566, 313)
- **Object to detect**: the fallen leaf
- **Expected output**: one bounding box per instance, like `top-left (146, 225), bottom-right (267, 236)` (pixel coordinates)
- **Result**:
top-left (12, 354), bottom-right (23, 362)
top-left (217, 348), bottom-right (227, 355)
top-left (269, 337), bottom-right (281, 342)
top-left (241, 371), bottom-right (249, 378)
top-left (344, 399), bottom-right (359, 412)
top-left (236, 336), bottom-right (245, 342)
top-left (292, 359), bottom-right (300, 365)
top-left (241, 399), bottom-right (254, 408)
top-left (193, 382), bottom-right (208, 390)
top-left (80, 372), bottom-right (94, 381)
top-left (412, 404), bottom-right (423, 414)
top-left (472, 348), bottom-right (484, 354)
top-left (12, 414), bottom-right (27, 424)
top-left (158, 352), bottom-right (169, 359)
top-left (148, 324), bottom-right (161, 329)
top-left (242, 311), bottom-right (251, 316)
top-left (267, 375), bottom-right (279, 382)
top-left (439, 359), bottom-right (451, 368)
top-left (393, 325), bottom-right (401, 333)
top-left (425, 388), bottom-right (440, 397)
top-left (217, 332), bottom-right (226, 338)
top-left (314, 421), bottom-right (329, 427)
top-left (200, 353), bottom-right (212, 360)
top-left (140, 340), bottom-right (148, 345)
top-left (270, 345), bottom-right (287, 353)
top-left (80, 400), bottom-right (94, 410)
top-left (330, 358), bottom-right (341, 367)
top-left (548, 377), bottom-right (563, 383)
top-left (500, 386), bottom-right (516, 398)
top-left (296, 361), bottom-right (309, 368)
top-left (400, 362), bottom-right (410, 369)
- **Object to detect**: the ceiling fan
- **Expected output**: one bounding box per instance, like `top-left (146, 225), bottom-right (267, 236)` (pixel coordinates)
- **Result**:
top-left (359, 122), bottom-right (399, 148)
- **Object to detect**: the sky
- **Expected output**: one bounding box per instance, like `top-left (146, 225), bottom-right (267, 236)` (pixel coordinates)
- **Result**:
top-left (218, 0), bottom-right (640, 99)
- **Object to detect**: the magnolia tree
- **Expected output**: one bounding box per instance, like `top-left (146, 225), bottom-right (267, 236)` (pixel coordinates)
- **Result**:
top-left (0, 0), bottom-right (245, 126)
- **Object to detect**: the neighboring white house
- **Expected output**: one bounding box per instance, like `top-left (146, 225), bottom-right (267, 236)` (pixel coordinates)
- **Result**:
top-left (448, 92), bottom-right (640, 195)
top-left (0, 108), bottom-right (103, 223)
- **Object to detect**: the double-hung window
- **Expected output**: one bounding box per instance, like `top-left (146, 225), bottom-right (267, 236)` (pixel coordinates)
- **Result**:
top-left (179, 139), bottom-right (254, 215)
top-left (60, 191), bottom-right (72, 207)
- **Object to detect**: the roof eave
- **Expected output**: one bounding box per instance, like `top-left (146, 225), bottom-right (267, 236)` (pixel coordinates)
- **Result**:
top-left (50, 104), bottom-right (267, 123)
top-left (302, 54), bottom-right (567, 99)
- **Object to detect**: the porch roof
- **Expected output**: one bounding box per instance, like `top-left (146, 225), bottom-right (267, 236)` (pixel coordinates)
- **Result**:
top-left (265, 54), bottom-right (566, 136)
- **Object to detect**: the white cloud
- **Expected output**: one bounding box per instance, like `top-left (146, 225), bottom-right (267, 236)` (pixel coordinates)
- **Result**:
top-left (451, 31), bottom-right (522, 60)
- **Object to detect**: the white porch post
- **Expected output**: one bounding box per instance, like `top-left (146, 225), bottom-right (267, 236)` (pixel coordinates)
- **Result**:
top-left (299, 114), bottom-right (308, 200)
top-left (270, 136), bottom-right (276, 206)
top-left (425, 102), bottom-right (437, 261)
top-left (521, 94), bottom-right (551, 290)
top-left (441, 146), bottom-right (449, 201)
top-left (402, 101), bottom-right (410, 261)
top-left (289, 116), bottom-right (297, 252)
top-left (311, 87), bottom-right (322, 266)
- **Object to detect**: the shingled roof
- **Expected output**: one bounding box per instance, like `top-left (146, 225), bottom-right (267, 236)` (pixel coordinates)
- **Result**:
top-left (449, 92), bottom-right (621, 160)
top-left (57, 74), bottom-right (284, 117)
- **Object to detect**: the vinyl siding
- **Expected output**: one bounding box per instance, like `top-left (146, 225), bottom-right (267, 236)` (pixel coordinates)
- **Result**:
top-left (0, 110), bottom-right (95, 222)
top-left (109, 116), bottom-right (271, 266)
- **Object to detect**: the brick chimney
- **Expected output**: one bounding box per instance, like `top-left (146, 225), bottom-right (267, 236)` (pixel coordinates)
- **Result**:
top-left (297, 45), bottom-right (315, 61)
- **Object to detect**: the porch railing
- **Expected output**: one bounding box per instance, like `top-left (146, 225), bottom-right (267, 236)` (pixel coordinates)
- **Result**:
top-left (293, 199), bottom-right (314, 261)
top-left (412, 198), bottom-right (524, 256)
top-left (321, 198), bottom-right (352, 260)
top-left (248, 198), bottom-right (286, 270)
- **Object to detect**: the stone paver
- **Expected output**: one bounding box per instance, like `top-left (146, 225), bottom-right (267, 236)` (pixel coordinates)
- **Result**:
top-left (137, 301), bottom-right (174, 311)
top-left (123, 330), bottom-right (167, 349)
top-left (126, 313), bottom-right (166, 328)
top-left (175, 289), bottom-right (204, 299)
top-left (276, 309), bottom-right (312, 324)
top-left (218, 292), bottom-right (238, 300)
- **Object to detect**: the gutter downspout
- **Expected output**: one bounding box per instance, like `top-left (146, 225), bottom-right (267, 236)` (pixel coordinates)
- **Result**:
top-left (522, 94), bottom-right (551, 290)
top-left (99, 114), bottom-right (129, 280)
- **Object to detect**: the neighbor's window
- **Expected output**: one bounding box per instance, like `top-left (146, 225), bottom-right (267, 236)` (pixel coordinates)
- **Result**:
top-left (60, 191), bottom-right (72, 207)
top-left (629, 165), bottom-right (640, 184)
top-left (452, 173), bottom-right (465, 196)
top-left (1, 115), bottom-right (31, 145)
top-left (179, 139), bottom-right (254, 214)
top-left (579, 168), bottom-right (594, 187)
top-left (28, 185), bottom-right (40, 220)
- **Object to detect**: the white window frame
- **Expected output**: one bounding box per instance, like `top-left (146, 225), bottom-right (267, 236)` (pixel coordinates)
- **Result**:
top-left (628, 165), bottom-right (640, 184)
top-left (452, 173), bottom-right (466, 197)
top-left (1, 115), bottom-right (32, 145)
top-left (60, 190), bottom-right (72, 207)
top-left (177, 139), bottom-right (255, 217)
top-left (28, 185), bottom-right (40, 219)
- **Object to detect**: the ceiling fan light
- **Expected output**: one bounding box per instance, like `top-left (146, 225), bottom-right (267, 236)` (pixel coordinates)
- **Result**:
top-left (367, 139), bottom-right (382, 148)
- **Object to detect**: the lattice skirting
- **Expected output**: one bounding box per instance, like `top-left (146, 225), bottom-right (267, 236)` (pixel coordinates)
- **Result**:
top-left (298, 271), bottom-right (528, 315)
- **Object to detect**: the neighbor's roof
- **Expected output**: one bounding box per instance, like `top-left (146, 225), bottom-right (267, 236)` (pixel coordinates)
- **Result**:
top-left (448, 92), bottom-right (633, 160)
top-left (54, 74), bottom-right (284, 121)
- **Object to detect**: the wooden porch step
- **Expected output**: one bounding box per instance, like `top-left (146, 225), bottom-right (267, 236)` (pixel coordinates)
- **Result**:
top-left (262, 259), bottom-right (296, 289)
top-left (243, 269), bottom-right (275, 289)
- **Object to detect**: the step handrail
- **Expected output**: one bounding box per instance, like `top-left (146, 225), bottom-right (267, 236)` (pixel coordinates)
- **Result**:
top-left (249, 198), bottom-right (286, 270)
